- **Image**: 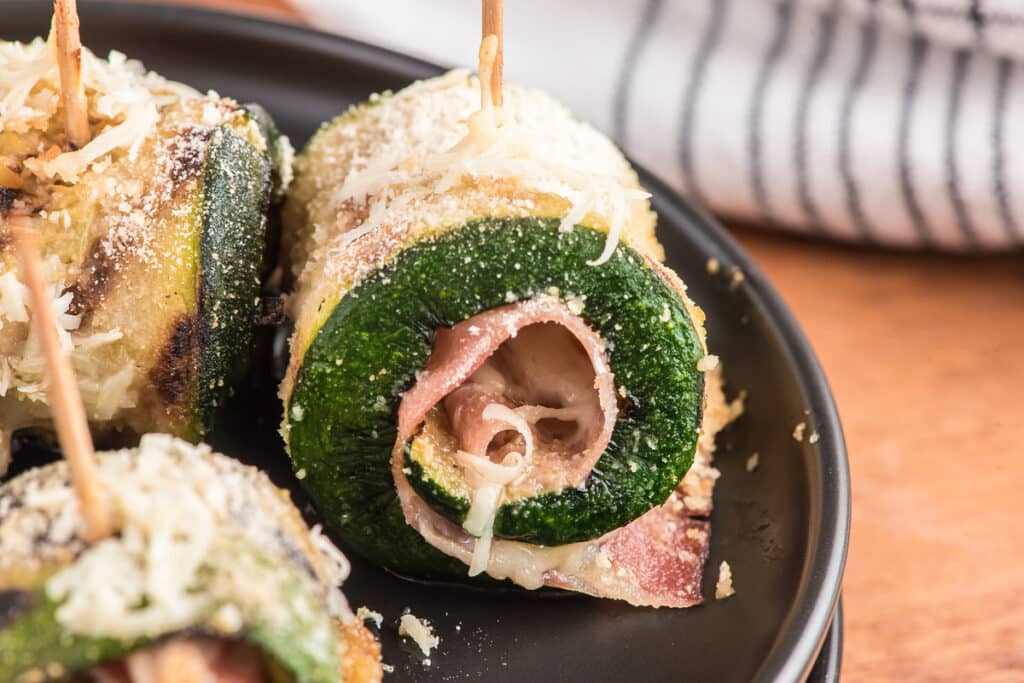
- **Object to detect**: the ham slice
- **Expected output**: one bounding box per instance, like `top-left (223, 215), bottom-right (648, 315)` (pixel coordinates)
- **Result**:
top-left (398, 298), bottom-right (618, 494)
top-left (392, 296), bottom-right (726, 608)
top-left (90, 638), bottom-right (268, 683)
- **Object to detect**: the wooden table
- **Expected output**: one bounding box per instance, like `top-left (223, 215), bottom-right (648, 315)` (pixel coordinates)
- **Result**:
top-left (122, 2), bottom-right (1024, 678)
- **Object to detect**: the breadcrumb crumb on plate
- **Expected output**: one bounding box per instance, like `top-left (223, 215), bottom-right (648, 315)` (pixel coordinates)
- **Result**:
top-left (716, 561), bottom-right (736, 600)
top-left (793, 421), bottom-right (807, 442)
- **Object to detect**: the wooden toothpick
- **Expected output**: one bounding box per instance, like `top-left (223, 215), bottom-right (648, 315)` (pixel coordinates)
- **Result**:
top-left (53, 0), bottom-right (91, 149)
top-left (478, 36), bottom-right (499, 112)
top-left (11, 217), bottom-right (112, 542)
top-left (482, 0), bottom-right (503, 107)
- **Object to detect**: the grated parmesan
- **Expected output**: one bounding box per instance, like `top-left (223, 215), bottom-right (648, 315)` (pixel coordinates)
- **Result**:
top-left (399, 613), bottom-right (439, 657)
top-left (2, 35), bottom-right (196, 182)
top-left (746, 452), bottom-right (760, 472)
top-left (0, 435), bottom-right (353, 665)
top-left (793, 421), bottom-right (807, 442)
top-left (326, 70), bottom-right (649, 266)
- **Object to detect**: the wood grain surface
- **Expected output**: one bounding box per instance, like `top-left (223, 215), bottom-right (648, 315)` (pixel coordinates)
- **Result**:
top-left (100, 2), bottom-right (1024, 679)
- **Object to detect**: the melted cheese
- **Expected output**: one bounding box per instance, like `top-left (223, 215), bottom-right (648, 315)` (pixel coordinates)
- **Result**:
top-left (454, 403), bottom-right (533, 576)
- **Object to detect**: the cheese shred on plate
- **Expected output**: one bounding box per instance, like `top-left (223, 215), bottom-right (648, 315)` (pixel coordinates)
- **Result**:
top-left (398, 613), bottom-right (439, 657)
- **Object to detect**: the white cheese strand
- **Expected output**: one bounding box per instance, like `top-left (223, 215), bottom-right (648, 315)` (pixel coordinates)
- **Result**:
top-left (454, 403), bottom-right (535, 576)
top-left (463, 483), bottom-right (500, 577)
top-left (481, 403), bottom-right (535, 456)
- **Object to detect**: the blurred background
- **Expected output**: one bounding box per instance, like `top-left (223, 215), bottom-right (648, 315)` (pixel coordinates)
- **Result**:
top-left (8, 0), bottom-right (1024, 679)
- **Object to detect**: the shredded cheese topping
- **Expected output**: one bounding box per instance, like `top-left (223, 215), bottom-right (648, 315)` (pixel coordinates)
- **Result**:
top-left (282, 70), bottom-right (664, 373)
top-left (328, 69), bottom-right (648, 268)
top-left (1, 35), bottom-right (197, 182)
top-left (0, 435), bottom-right (352, 656)
top-left (0, 34), bottom-right (276, 455)
top-left (0, 270), bottom-right (134, 418)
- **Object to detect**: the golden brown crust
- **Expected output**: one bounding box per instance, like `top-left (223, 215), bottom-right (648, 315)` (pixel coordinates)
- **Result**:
top-left (337, 619), bottom-right (383, 683)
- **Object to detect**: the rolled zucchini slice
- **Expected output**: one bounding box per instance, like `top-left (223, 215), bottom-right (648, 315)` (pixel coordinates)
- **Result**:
top-left (282, 72), bottom-right (737, 607)
top-left (0, 434), bottom-right (381, 683)
top-left (0, 36), bottom-right (289, 470)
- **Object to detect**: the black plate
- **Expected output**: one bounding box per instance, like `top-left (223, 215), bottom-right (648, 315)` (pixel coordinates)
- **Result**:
top-left (4, 4), bottom-right (850, 681)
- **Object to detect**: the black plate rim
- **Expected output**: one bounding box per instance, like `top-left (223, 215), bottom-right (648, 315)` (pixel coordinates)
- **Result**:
top-left (641, 169), bottom-right (851, 682)
top-left (5, 3), bottom-right (852, 680)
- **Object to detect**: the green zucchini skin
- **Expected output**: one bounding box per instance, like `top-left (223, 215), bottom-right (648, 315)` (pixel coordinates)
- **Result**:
top-left (0, 589), bottom-right (147, 680)
top-left (0, 569), bottom-right (337, 683)
top-left (192, 120), bottom-right (275, 438)
top-left (288, 218), bottom-right (704, 577)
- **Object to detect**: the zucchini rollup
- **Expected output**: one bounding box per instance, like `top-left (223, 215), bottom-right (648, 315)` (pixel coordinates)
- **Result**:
top-left (0, 36), bottom-right (289, 471)
top-left (0, 434), bottom-right (381, 683)
top-left (282, 72), bottom-right (738, 607)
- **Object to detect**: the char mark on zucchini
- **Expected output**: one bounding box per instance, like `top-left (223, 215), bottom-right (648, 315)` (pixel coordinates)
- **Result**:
top-left (0, 591), bottom-right (33, 632)
top-left (63, 236), bottom-right (113, 319)
top-left (166, 126), bottom-right (214, 188)
top-left (0, 188), bottom-right (17, 213)
top-left (150, 313), bottom-right (199, 408)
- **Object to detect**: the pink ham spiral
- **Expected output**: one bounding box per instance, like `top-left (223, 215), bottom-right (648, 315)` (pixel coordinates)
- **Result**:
top-left (391, 296), bottom-right (720, 608)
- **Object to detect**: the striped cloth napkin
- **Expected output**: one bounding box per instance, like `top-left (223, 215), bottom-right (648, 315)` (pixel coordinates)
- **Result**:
top-left (292, 0), bottom-right (1024, 250)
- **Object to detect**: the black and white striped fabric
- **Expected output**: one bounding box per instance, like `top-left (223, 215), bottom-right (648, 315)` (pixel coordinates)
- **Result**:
top-left (294, 0), bottom-right (1024, 250)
